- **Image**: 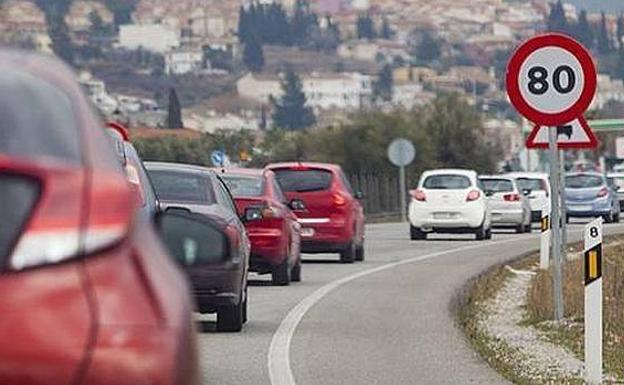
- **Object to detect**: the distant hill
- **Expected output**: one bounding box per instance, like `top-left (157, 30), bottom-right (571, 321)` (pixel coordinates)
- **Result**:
top-left (566, 0), bottom-right (624, 14)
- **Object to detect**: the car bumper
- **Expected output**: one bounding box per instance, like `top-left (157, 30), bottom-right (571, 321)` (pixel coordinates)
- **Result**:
top-left (409, 203), bottom-right (486, 229)
top-left (300, 240), bottom-right (350, 254)
top-left (491, 209), bottom-right (524, 226)
top-left (247, 228), bottom-right (288, 267)
top-left (297, 218), bottom-right (353, 249)
top-left (188, 267), bottom-right (244, 312)
top-left (566, 200), bottom-right (613, 218)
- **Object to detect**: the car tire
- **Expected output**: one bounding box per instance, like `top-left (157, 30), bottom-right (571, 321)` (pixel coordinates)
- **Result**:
top-left (340, 243), bottom-right (356, 263)
top-left (615, 212), bottom-right (621, 223)
top-left (355, 245), bottom-right (365, 261)
top-left (524, 223), bottom-right (532, 233)
top-left (486, 227), bottom-right (492, 240)
top-left (272, 260), bottom-right (291, 286)
top-left (217, 301), bottom-right (243, 332)
top-left (291, 258), bottom-right (302, 282)
top-left (410, 225), bottom-right (426, 240)
top-left (475, 224), bottom-right (487, 241)
top-left (242, 287), bottom-right (248, 324)
top-left (604, 214), bottom-right (613, 224)
top-left (515, 224), bottom-right (524, 234)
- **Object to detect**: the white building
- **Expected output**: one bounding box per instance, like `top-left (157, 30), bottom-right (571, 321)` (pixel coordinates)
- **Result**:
top-left (118, 24), bottom-right (179, 53)
top-left (185, 111), bottom-right (260, 133)
top-left (236, 72), bottom-right (373, 110)
top-left (165, 48), bottom-right (204, 75)
top-left (592, 74), bottom-right (624, 110)
top-left (79, 75), bottom-right (118, 114)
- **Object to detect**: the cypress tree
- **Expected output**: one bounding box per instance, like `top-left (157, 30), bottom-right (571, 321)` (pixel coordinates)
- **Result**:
top-left (243, 35), bottom-right (265, 73)
top-left (597, 12), bottom-right (613, 55)
top-left (166, 88), bottom-right (183, 129)
top-left (272, 70), bottom-right (316, 130)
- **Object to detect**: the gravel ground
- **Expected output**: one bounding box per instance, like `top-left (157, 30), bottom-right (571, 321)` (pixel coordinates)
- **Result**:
top-left (479, 266), bottom-right (586, 383)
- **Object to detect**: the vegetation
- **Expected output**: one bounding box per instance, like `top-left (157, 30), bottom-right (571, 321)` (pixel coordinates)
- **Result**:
top-left (356, 14), bottom-right (376, 40)
top-left (243, 36), bottom-right (265, 73)
top-left (166, 88), bottom-right (183, 129)
top-left (133, 94), bottom-right (500, 178)
top-left (271, 70), bottom-right (316, 130)
top-left (527, 237), bottom-right (624, 379)
top-left (373, 64), bottom-right (393, 102)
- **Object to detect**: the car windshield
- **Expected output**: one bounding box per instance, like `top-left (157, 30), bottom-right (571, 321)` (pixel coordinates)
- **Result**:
top-left (515, 178), bottom-right (545, 191)
top-left (423, 175), bottom-right (471, 189)
top-left (273, 169), bottom-right (333, 192)
top-left (480, 178), bottom-right (513, 193)
top-left (148, 170), bottom-right (215, 203)
top-left (221, 175), bottom-right (264, 197)
top-left (565, 175), bottom-right (604, 189)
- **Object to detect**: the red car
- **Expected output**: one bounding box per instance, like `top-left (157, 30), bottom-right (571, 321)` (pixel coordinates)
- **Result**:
top-left (218, 168), bottom-right (302, 286)
top-left (266, 162), bottom-right (365, 263)
top-left (0, 52), bottom-right (199, 385)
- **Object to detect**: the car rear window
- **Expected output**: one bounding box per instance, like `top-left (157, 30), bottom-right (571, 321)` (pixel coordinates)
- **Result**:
top-left (515, 178), bottom-right (545, 191)
top-left (422, 174), bottom-right (471, 189)
top-left (221, 175), bottom-right (264, 197)
top-left (565, 175), bottom-right (604, 189)
top-left (609, 176), bottom-right (624, 189)
top-left (480, 178), bottom-right (513, 193)
top-left (148, 170), bottom-right (215, 203)
top-left (0, 70), bottom-right (81, 163)
top-left (273, 168), bottom-right (333, 193)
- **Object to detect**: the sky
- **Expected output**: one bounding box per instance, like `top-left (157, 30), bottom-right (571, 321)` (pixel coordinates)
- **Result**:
top-left (566, 0), bottom-right (624, 13)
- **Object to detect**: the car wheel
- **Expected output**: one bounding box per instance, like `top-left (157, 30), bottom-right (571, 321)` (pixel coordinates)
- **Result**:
top-left (290, 257), bottom-right (301, 282)
top-left (410, 225), bottom-right (426, 240)
top-left (340, 243), bottom-right (356, 263)
top-left (217, 301), bottom-right (243, 332)
top-left (272, 260), bottom-right (291, 286)
top-left (355, 244), bottom-right (365, 261)
top-left (515, 224), bottom-right (524, 234)
top-left (475, 224), bottom-right (487, 241)
top-left (524, 223), bottom-right (532, 233)
top-left (603, 214), bottom-right (613, 224)
top-left (615, 212), bottom-right (621, 223)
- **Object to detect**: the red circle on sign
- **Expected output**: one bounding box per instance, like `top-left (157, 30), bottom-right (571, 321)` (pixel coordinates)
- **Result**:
top-left (506, 33), bottom-right (596, 126)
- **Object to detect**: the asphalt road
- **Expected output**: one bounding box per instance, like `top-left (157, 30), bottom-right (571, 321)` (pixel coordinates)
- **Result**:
top-left (198, 220), bottom-right (624, 385)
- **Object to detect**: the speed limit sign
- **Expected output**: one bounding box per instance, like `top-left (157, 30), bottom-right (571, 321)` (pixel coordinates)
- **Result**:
top-left (507, 33), bottom-right (596, 126)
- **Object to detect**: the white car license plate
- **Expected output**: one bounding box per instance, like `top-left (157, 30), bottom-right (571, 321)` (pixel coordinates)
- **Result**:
top-left (301, 228), bottom-right (315, 237)
top-left (433, 212), bottom-right (455, 220)
top-left (572, 205), bottom-right (592, 211)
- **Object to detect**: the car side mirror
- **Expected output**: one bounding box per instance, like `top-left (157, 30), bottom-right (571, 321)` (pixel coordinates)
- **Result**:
top-left (522, 189), bottom-right (532, 196)
top-left (288, 199), bottom-right (306, 211)
top-left (614, 185), bottom-right (621, 191)
top-left (243, 206), bottom-right (263, 222)
top-left (156, 211), bottom-right (228, 266)
top-left (354, 191), bottom-right (365, 200)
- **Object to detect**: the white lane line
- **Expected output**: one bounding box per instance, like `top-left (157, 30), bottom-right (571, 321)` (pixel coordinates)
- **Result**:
top-left (267, 234), bottom-right (539, 385)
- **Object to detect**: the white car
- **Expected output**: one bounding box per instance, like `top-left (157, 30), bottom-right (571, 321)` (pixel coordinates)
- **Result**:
top-left (607, 172), bottom-right (624, 211)
top-left (480, 175), bottom-right (532, 233)
top-left (505, 172), bottom-right (551, 222)
top-left (408, 169), bottom-right (492, 241)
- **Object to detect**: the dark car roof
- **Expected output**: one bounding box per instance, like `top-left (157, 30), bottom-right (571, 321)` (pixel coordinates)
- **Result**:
top-left (145, 161), bottom-right (216, 176)
top-left (266, 162), bottom-right (341, 172)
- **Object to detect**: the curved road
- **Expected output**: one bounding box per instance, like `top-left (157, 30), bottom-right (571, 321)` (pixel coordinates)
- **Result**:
top-left (198, 221), bottom-right (624, 385)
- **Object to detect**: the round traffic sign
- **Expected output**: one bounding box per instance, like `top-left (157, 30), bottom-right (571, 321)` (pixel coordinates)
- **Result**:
top-left (506, 34), bottom-right (596, 126)
top-left (388, 138), bottom-right (415, 167)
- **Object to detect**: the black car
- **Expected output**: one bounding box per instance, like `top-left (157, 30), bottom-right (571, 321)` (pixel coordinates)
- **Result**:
top-left (145, 162), bottom-right (250, 332)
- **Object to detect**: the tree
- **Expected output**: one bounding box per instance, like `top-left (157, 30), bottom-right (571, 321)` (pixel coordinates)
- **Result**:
top-left (380, 17), bottom-right (393, 39)
top-left (243, 35), bottom-right (264, 72)
top-left (574, 10), bottom-right (594, 49)
top-left (357, 14), bottom-right (375, 40)
top-left (597, 12), bottom-right (613, 55)
top-left (373, 64), bottom-right (393, 102)
top-left (238, 6), bottom-right (249, 43)
top-left (272, 70), bottom-right (315, 130)
top-left (617, 13), bottom-right (624, 50)
top-left (547, 0), bottom-right (568, 34)
top-left (166, 88), bottom-right (183, 129)
top-left (415, 31), bottom-right (441, 62)
top-left (104, 0), bottom-right (139, 27)
top-left (291, 0), bottom-right (317, 46)
top-left (35, 0), bottom-right (74, 63)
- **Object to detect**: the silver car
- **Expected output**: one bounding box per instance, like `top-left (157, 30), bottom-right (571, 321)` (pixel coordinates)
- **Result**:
top-left (480, 176), bottom-right (532, 233)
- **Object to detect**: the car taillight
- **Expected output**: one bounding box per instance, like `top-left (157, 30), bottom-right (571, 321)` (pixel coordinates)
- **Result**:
top-left (333, 193), bottom-right (347, 206)
top-left (597, 187), bottom-right (609, 198)
top-left (466, 190), bottom-right (481, 202)
top-left (410, 189), bottom-right (426, 201)
top-left (10, 165), bottom-right (133, 271)
top-left (503, 193), bottom-right (521, 201)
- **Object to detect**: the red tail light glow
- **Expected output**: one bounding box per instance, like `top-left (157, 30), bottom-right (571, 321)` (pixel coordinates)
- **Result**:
top-left (466, 190), bottom-right (481, 202)
top-left (410, 189), bottom-right (426, 202)
top-left (333, 193), bottom-right (347, 206)
top-left (503, 193), bottom-right (521, 201)
top-left (597, 187), bottom-right (609, 198)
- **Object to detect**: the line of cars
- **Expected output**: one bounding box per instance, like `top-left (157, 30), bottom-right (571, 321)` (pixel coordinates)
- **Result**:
top-left (0, 52), bottom-right (367, 384)
top-left (408, 169), bottom-right (549, 240)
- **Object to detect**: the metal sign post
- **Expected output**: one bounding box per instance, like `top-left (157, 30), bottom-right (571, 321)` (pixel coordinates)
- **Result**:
top-left (560, 150), bottom-right (568, 261)
top-left (549, 127), bottom-right (564, 321)
top-left (387, 139), bottom-right (416, 223)
top-left (584, 218), bottom-right (603, 385)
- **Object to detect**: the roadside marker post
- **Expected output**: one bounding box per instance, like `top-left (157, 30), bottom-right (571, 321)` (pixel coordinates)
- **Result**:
top-left (584, 218), bottom-right (603, 385)
top-left (540, 208), bottom-right (550, 269)
top-left (506, 33), bottom-right (598, 322)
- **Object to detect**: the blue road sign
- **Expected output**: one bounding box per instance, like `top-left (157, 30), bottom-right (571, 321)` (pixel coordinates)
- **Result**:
top-left (211, 150), bottom-right (225, 167)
